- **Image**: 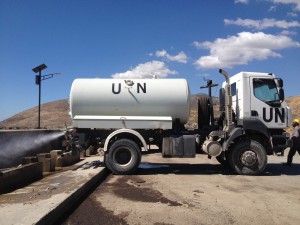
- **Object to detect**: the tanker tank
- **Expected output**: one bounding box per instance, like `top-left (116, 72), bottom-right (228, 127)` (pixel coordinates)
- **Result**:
top-left (69, 78), bottom-right (191, 129)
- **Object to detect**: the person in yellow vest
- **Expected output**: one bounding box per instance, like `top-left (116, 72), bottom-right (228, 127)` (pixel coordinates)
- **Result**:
top-left (286, 119), bottom-right (300, 166)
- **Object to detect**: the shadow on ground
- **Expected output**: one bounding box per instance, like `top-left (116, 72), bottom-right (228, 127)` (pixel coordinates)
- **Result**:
top-left (136, 162), bottom-right (300, 176)
top-left (264, 163), bottom-right (300, 176)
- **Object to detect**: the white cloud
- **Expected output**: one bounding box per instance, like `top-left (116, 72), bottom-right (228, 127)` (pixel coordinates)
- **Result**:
top-left (271, 0), bottom-right (300, 11)
top-left (235, 0), bottom-right (249, 3)
top-left (268, 5), bottom-right (277, 11)
top-left (280, 30), bottom-right (297, 35)
top-left (224, 18), bottom-right (300, 30)
top-left (111, 61), bottom-right (177, 79)
top-left (155, 50), bottom-right (188, 63)
top-left (193, 32), bottom-right (300, 69)
top-left (287, 11), bottom-right (298, 17)
top-left (236, 0), bottom-right (300, 12)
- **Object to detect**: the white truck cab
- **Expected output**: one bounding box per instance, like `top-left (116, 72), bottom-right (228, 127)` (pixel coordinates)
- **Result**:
top-left (221, 71), bottom-right (292, 154)
top-left (229, 72), bottom-right (291, 128)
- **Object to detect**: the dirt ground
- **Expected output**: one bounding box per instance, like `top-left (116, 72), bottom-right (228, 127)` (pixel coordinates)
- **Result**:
top-left (63, 153), bottom-right (300, 225)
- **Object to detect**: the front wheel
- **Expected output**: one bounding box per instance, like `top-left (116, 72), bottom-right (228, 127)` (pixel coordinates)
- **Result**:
top-left (228, 139), bottom-right (267, 175)
top-left (105, 139), bottom-right (141, 175)
top-left (216, 151), bottom-right (230, 167)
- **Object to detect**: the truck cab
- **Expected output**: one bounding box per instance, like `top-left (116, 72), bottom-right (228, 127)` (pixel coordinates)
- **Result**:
top-left (222, 72), bottom-right (292, 154)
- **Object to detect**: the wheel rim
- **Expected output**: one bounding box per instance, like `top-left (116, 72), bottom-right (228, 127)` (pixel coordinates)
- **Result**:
top-left (240, 150), bottom-right (258, 167)
top-left (113, 147), bottom-right (132, 166)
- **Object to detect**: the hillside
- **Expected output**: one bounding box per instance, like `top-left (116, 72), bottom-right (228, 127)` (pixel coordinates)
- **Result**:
top-left (285, 96), bottom-right (300, 133)
top-left (0, 96), bottom-right (299, 130)
top-left (0, 96), bottom-right (203, 129)
top-left (0, 99), bottom-right (71, 129)
top-left (285, 96), bottom-right (300, 122)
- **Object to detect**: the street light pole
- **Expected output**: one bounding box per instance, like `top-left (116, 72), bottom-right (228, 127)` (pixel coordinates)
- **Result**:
top-left (32, 64), bottom-right (47, 129)
top-left (38, 69), bottom-right (42, 129)
top-left (32, 64), bottom-right (61, 129)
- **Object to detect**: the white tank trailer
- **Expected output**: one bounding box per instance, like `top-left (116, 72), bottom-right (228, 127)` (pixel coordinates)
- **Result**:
top-left (70, 78), bottom-right (190, 129)
top-left (68, 69), bottom-right (291, 176)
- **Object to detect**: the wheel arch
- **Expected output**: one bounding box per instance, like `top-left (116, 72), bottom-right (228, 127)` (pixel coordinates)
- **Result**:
top-left (223, 127), bottom-right (272, 155)
top-left (104, 129), bottom-right (148, 152)
top-left (244, 129), bottom-right (272, 155)
top-left (223, 127), bottom-right (244, 151)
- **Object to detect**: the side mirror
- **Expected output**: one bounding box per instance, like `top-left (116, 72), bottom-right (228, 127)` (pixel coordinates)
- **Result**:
top-left (279, 88), bottom-right (284, 101)
top-left (277, 78), bottom-right (283, 88)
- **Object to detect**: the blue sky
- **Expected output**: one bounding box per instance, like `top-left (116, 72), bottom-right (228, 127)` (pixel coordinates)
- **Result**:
top-left (0, 0), bottom-right (300, 121)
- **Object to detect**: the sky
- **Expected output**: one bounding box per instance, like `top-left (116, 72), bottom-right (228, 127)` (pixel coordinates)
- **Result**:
top-left (0, 0), bottom-right (300, 121)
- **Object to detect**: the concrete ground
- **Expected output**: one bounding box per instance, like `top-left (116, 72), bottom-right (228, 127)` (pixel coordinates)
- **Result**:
top-left (64, 152), bottom-right (300, 225)
top-left (0, 155), bottom-right (106, 225)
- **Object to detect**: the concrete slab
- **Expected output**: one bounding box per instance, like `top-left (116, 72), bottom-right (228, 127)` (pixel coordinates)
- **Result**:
top-left (0, 155), bottom-right (107, 225)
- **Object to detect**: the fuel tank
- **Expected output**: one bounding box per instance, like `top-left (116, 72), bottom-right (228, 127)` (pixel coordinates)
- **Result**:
top-left (69, 78), bottom-right (191, 124)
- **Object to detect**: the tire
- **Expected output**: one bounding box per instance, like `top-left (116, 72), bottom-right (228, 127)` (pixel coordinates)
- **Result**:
top-left (216, 151), bottom-right (230, 167)
top-left (198, 94), bottom-right (210, 129)
top-left (228, 139), bottom-right (267, 175)
top-left (104, 139), bottom-right (141, 175)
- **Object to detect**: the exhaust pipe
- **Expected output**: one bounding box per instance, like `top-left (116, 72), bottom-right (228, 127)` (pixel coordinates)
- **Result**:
top-left (219, 69), bottom-right (229, 84)
top-left (219, 69), bottom-right (233, 132)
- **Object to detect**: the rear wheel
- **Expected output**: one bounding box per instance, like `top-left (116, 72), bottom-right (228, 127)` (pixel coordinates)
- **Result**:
top-left (228, 139), bottom-right (267, 175)
top-left (105, 139), bottom-right (141, 175)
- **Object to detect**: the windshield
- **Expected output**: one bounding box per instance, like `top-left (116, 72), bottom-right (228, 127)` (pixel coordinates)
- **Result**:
top-left (253, 78), bottom-right (279, 103)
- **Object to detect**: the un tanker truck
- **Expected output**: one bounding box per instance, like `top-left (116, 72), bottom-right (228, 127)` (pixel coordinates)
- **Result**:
top-left (68, 69), bottom-right (292, 175)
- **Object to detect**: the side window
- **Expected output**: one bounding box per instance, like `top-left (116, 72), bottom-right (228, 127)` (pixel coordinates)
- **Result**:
top-left (231, 82), bottom-right (236, 96)
top-left (253, 78), bottom-right (279, 102)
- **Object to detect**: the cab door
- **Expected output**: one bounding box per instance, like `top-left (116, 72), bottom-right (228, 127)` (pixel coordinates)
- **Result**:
top-left (250, 77), bottom-right (286, 129)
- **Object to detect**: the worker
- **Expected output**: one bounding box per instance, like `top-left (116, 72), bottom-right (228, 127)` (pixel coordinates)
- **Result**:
top-left (286, 119), bottom-right (300, 166)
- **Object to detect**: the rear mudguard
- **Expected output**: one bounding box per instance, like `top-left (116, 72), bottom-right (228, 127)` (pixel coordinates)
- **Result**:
top-left (104, 129), bottom-right (148, 152)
